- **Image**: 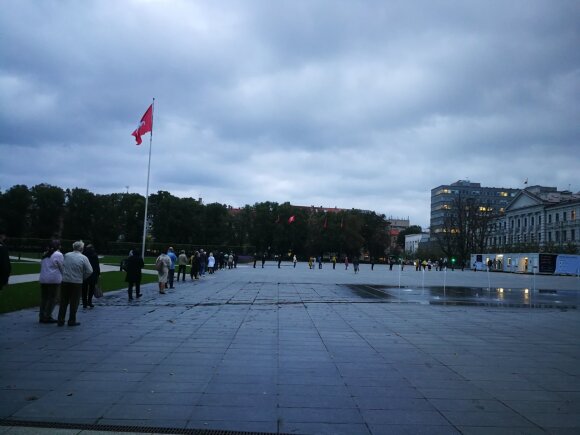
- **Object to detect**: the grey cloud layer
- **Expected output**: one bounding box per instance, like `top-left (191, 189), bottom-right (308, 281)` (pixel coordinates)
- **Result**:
top-left (1, 0), bottom-right (578, 228)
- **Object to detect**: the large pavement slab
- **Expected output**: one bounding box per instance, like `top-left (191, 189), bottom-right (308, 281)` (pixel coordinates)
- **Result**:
top-left (1, 262), bottom-right (579, 434)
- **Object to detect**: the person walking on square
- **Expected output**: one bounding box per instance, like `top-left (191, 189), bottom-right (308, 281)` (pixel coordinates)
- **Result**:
top-left (82, 244), bottom-right (100, 309)
top-left (253, 253), bottom-right (257, 268)
top-left (318, 256), bottom-right (322, 269)
top-left (261, 253), bottom-right (266, 268)
top-left (332, 255), bottom-right (336, 270)
top-left (293, 254), bottom-right (297, 268)
top-left (58, 241), bottom-right (93, 327)
top-left (166, 247), bottom-right (177, 288)
top-left (353, 255), bottom-right (360, 274)
top-left (278, 255), bottom-right (282, 268)
top-left (125, 249), bottom-right (144, 300)
top-left (177, 250), bottom-right (188, 282)
top-left (156, 252), bottom-right (171, 293)
top-left (39, 240), bottom-right (63, 323)
top-left (344, 255), bottom-right (349, 270)
top-left (0, 230), bottom-right (11, 291)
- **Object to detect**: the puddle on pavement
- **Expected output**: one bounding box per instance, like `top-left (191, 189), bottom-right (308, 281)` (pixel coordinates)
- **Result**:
top-left (346, 285), bottom-right (578, 308)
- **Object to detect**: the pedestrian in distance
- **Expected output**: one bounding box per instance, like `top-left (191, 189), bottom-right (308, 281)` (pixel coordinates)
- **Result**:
top-left (82, 244), bottom-right (100, 309)
top-left (353, 256), bottom-right (360, 274)
top-left (39, 240), bottom-right (63, 323)
top-left (190, 251), bottom-right (200, 280)
top-left (0, 230), bottom-right (10, 291)
top-left (293, 254), bottom-right (297, 268)
top-left (332, 256), bottom-right (336, 270)
top-left (125, 248), bottom-right (144, 300)
top-left (166, 247), bottom-right (177, 288)
top-left (58, 241), bottom-right (93, 327)
top-left (344, 255), bottom-right (349, 270)
top-left (261, 253), bottom-right (266, 268)
top-left (155, 251), bottom-right (171, 294)
top-left (278, 255), bottom-right (282, 268)
top-left (177, 250), bottom-right (188, 282)
top-left (253, 253), bottom-right (257, 268)
top-left (318, 256), bottom-right (322, 269)
top-left (207, 252), bottom-right (216, 274)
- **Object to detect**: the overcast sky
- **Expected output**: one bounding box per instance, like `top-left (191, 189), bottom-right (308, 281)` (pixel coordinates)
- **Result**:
top-left (1, 0), bottom-right (578, 229)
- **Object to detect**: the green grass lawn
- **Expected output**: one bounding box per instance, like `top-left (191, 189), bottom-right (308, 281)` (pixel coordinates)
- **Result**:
top-left (8, 262), bottom-right (41, 275)
top-left (0, 271), bottom-right (158, 314)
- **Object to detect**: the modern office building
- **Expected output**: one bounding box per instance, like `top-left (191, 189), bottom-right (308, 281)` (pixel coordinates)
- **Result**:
top-left (430, 180), bottom-right (519, 233)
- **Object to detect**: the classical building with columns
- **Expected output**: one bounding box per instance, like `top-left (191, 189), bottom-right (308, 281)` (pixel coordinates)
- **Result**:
top-left (486, 186), bottom-right (580, 251)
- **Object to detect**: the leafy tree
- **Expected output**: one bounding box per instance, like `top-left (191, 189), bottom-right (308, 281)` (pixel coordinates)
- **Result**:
top-left (397, 225), bottom-right (422, 248)
top-left (29, 184), bottom-right (65, 239)
top-left (0, 185), bottom-right (32, 237)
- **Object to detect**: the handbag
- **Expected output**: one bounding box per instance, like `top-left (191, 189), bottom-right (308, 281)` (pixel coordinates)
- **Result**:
top-left (93, 278), bottom-right (103, 298)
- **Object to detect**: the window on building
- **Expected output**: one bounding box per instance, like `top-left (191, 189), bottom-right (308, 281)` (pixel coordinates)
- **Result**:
top-left (555, 231), bottom-right (560, 242)
top-left (563, 211), bottom-right (567, 221)
top-left (524, 218), bottom-right (527, 227)
top-left (572, 229), bottom-right (576, 241)
top-left (548, 214), bottom-right (552, 224)
top-left (517, 218), bottom-right (520, 228)
top-left (538, 216), bottom-right (542, 225)
top-left (531, 216), bottom-right (534, 226)
top-left (556, 213), bottom-right (559, 222)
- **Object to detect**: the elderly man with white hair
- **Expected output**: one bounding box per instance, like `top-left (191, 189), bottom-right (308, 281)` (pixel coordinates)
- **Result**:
top-left (57, 240), bottom-right (93, 327)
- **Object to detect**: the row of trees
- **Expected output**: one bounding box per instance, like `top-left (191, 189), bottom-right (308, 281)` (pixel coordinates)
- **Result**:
top-left (0, 184), bottom-right (396, 258)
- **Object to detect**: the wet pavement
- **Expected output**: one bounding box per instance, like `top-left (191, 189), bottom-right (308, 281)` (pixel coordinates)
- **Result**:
top-left (1, 263), bottom-right (579, 434)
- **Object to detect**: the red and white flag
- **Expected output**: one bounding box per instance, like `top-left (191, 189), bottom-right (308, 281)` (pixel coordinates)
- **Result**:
top-left (131, 104), bottom-right (153, 145)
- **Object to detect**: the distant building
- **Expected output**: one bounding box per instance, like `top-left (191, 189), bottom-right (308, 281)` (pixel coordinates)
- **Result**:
top-left (486, 186), bottom-right (580, 251)
top-left (430, 180), bottom-right (519, 234)
top-left (405, 233), bottom-right (430, 255)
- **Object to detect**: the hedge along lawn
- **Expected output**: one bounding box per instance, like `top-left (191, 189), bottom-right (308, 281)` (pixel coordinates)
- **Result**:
top-left (0, 271), bottom-right (158, 314)
top-left (8, 262), bottom-right (41, 275)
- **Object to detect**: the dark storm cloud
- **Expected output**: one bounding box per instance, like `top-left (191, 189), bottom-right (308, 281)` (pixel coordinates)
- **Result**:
top-left (1, 0), bottom-right (578, 228)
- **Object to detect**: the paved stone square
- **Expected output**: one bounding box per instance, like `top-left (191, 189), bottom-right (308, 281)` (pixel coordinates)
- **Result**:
top-left (1, 262), bottom-right (579, 434)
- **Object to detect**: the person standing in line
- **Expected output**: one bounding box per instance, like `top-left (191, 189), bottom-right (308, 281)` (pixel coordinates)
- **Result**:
top-left (253, 253), bottom-right (257, 268)
top-left (261, 253), bottom-right (266, 268)
top-left (199, 250), bottom-right (207, 276)
top-left (190, 251), bottom-right (200, 280)
top-left (353, 256), bottom-right (360, 274)
top-left (207, 252), bottom-right (216, 274)
top-left (318, 256), bottom-right (322, 269)
top-left (39, 240), bottom-right (63, 323)
top-left (370, 257), bottom-right (375, 271)
top-left (228, 253), bottom-right (234, 269)
top-left (278, 255), bottom-right (282, 268)
top-left (156, 251), bottom-right (171, 294)
top-left (0, 230), bottom-right (11, 291)
top-left (344, 255), bottom-right (349, 270)
top-left (166, 247), bottom-right (177, 288)
top-left (293, 254), bottom-right (297, 268)
top-left (233, 253), bottom-right (238, 268)
top-left (58, 241), bottom-right (93, 327)
top-left (177, 250), bottom-right (188, 282)
top-left (125, 248), bottom-right (144, 300)
top-left (332, 256), bottom-right (336, 270)
top-left (82, 244), bottom-right (100, 309)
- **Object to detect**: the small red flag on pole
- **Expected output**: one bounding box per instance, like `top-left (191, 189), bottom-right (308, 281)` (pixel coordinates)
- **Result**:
top-left (131, 104), bottom-right (153, 145)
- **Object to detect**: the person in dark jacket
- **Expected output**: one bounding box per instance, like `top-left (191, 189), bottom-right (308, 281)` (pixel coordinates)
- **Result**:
top-left (82, 244), bottom-right (101, 308)
top-left (0, 230), bottom-right (11, 291)
top-left (125, 249), bottom-right (144, 300)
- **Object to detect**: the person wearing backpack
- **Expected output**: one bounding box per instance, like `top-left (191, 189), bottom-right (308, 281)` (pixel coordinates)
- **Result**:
top-left (155, 252), bottom-right (171, 294)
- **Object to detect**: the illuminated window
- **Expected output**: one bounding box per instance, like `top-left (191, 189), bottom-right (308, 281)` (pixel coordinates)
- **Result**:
top-left (500, 192), bottom-right (508, 197)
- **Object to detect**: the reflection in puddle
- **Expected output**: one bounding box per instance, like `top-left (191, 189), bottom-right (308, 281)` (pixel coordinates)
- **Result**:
top-left (347, 285), bottom-right (578, 308)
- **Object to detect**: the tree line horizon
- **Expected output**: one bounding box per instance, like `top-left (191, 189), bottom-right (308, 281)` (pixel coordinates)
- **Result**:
top-left (0, 183), bottom-right (423, 259)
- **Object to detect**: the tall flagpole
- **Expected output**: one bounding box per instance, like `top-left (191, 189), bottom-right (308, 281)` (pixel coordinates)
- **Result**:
top-left (141, 98), bottom-right (155, 258)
